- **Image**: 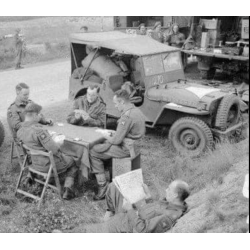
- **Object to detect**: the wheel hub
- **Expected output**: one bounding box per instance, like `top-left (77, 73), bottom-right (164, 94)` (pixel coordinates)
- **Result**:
top-left (180, 129), bottom-right (200, 150)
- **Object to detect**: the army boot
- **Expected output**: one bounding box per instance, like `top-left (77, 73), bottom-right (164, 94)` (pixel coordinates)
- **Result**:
top-left (63, 177), bottom-right (75, 200)
top-left (94, 173), bottom-right (109, 201)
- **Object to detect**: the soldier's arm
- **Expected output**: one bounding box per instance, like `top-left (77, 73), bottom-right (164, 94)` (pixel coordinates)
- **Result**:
top-left (107, 117), bottom-right (132, 145)
top-left (38, 113), bottom-right (53, 125)
top-left (7, 106), bottom-right (23, 132)
top-left (85, 104), bottom-right (106, 127)
top-left (127, 207), bottom-right (173, 233)
top-left (67, 99), bottom-right (84, 125)
top-left (36, 129), bottom-right (60, 155)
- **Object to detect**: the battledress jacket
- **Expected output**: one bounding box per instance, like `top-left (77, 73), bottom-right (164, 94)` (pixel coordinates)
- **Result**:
top-left (7, 98), bottom-right (50, 138)
top-left (85, 199), bottom-right (188, 233)
top-left (67, 95), bottom-right (106, 128)
top-left (17, 121), bottom-right (73, 173)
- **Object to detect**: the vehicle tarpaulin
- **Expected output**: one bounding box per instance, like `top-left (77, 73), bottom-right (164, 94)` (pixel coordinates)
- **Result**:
top-left (70, 31), bottom-right (179, 56)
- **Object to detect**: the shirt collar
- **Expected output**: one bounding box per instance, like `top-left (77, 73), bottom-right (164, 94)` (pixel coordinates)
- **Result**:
top-left (122, 103), bottom-right (135, 116)
top-left (15, 97), bottom-right (29, 107)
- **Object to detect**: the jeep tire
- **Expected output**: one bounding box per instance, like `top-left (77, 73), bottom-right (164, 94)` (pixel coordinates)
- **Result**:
top-left (0, 120), bottom-right (5, 148)
top-left (215, 94), bottom-right (241, 131)
top-left (169, 117), bottom-right (213, 157)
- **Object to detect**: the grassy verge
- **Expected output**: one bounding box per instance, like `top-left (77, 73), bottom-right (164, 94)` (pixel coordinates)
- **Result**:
top-left (0, 100), bottom-right (249, 233)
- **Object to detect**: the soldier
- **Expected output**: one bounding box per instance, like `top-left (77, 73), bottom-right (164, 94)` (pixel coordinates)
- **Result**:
top-left (84, 180), bottom-right (190, 233)
top-left (2, 28), bottom-right (25, 69)
top-left (89, 89), bottom-right (146, 201)
top-left (151, 21), bottom-right (164, 43)
top-left (67, 85), bottom-right (106, 128)
top-left (165, 24), bottom-right (186, 48)
top-left (137, 23), bottom-right (147, 36)
top-left (7, 83), bottom-right (53, 139)
top-left (17, 102), bottom-right (78, 200)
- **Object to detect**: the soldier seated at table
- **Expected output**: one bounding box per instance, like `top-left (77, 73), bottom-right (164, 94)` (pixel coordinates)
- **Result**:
top-left (67, 85), bottom-right (106, 128)
top-left (17, 102), bottom-right (78, 200)
top-left (7, 83), bottom-right (53, 140)
top-left (89, 89), bottom-right (146, 201)
top-left (83, 180), bottom-right (190, 233)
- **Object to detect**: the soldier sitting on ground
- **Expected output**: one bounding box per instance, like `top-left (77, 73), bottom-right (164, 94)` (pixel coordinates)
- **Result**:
top-left (67, 85), bottom-right (106, 128)
top-left (83, 179), bottom-right (190, 233)
top-left (17, 102), bottom-right (78, 200)
top-left (7, 83), bottom-right (53, 140)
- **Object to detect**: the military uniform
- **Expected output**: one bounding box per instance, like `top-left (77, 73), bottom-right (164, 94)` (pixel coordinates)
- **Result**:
top-left (151, 31), bottom-right (164, 43)
top-left (67, 95), bottom-right (106, 128)
top-left (89, 103), bottom-right (145, 175)
top-left (165, 32), bottom-right (185, 48)
top-left (85, 183), bottom-right (188, 233)
top-left (17, 120), bottom-right (78, 188)
top-left (7, 98), bottom-right (50, 139)
top-left (15, 33), bottom-right (24, 69)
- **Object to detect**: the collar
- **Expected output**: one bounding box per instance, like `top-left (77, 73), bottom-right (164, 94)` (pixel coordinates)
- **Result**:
top-left (122, 103), bottom-right (135, 116)
top-left (22, 120), bottom-right (39, 127)
top-left (15, 97), bottom-right (29, 107)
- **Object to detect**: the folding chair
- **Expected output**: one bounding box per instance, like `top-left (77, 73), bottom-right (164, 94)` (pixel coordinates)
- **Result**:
top-left (15, 144), bottom-right (62, 208)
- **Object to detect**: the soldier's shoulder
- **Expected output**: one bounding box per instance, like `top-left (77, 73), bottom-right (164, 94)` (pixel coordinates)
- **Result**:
top-left (8, 102), bottom-right (17, 110)
top-left (31, 124), bottom-right (44, 133)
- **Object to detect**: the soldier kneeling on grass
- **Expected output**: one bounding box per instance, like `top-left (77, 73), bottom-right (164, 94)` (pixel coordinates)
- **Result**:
top-left (83, 180), bottom-right (190, 233)
top-left (17, 102), bottom-right (78, 200)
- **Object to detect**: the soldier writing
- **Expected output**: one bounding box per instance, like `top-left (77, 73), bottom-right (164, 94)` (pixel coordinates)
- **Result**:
top-left (67, 85), bottom-right (106, 128)
top-left (89, 89), bottom-right (146, 200)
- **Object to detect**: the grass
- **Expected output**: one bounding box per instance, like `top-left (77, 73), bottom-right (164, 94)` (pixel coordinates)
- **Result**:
top-left (0, 99), bottom-right (248, 233)
top-left (0, 17), bottom-right (114, 70)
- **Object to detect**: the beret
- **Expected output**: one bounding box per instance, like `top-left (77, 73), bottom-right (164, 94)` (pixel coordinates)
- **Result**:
top-left (24, 102), bottom-right (42, 114)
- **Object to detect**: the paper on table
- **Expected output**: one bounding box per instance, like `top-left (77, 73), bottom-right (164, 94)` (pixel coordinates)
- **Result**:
top-left (96, 129), bottom-right (115, 137)
top-left (113, 169), bottom-right (146, 204)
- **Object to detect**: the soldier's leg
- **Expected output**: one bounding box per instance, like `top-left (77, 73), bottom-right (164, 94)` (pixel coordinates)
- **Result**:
top-left (104, 182), bottom-right (125, 221)
top-left (89, 145), bottom-right (129, 201)
top-left (63, 161), bottom-right (78, 200)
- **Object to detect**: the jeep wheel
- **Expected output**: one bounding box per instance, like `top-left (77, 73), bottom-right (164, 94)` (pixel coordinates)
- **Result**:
top-left (200, 68), bottom-right (216, 80)
top-left (215, 94), bottom-right (241, 131)
top-left (0, 120), bottom-right (5, 148)
top-left (169, 117), bottom-right (213, 157)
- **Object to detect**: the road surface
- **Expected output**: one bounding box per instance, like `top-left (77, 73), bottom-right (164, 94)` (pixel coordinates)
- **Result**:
top-left (0, 60), bottom-right (70, 119)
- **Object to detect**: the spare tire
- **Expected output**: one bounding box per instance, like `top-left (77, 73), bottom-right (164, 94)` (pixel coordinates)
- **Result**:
top-left (215, 94), bottom-right (241, 131)
top-left (0, 120), bottom-right (5, 148)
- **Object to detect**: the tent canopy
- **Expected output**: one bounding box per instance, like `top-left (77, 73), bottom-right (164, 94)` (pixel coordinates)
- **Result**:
top-left (70, 31), bottom-right (179, 56)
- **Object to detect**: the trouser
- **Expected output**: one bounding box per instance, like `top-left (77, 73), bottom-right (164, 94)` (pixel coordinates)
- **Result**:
top-left (63, 163), bottom-right (78, 189)
top-left (89, 145), bottom-right (130, 174)
top-left (84, 213), bottom-right (132, 233)
top-left (106, 182), bottom-right (125, 213)
top-left (15, 48), bottom-right (23, 67)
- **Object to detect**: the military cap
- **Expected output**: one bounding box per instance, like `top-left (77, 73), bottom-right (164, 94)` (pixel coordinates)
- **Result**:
top-left (153, 21), bottom-right (161, 30)
top-left (24, 102), bottom-right (42, 114)
top-left (138, 23), bottom-right (146, 29)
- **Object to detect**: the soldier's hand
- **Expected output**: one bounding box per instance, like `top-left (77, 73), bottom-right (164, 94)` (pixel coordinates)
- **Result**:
top-left (75, 112), bottom-right (81, 120)
top-left (47, 119), bottom-right (53, 126)
top-left (142, 184), bottom-right (152, 200)
top-left (82, 113), bottom-right (90, 121)
top-left (122, 198), bottom-right (133, 211)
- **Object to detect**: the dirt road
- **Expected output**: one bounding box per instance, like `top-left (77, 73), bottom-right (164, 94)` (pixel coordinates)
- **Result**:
top-left (0, 59), bottom-right (71, 119)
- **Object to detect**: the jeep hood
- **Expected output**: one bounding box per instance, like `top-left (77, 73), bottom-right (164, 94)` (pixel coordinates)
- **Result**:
top-left (146, 84), bottom-right (230, 111)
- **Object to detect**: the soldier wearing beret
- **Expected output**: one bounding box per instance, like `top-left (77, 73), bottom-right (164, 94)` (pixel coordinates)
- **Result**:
top-left (89, 89), bottom-right (146, 201)
top-left (17, 102), bottom-right (78, 200)
top-left (7, 83), bottom-right (53, 140)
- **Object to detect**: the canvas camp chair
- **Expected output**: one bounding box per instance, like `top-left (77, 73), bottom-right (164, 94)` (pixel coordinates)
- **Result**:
top-left (15, 143), bottom-right (62, 208)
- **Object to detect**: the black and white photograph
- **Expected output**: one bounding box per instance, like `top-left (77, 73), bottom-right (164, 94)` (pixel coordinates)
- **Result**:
top-left (0, 1), bottom-right (249, 244)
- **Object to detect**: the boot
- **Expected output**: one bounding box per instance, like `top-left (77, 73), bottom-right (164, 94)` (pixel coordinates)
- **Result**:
top-left (94, 173), bottom-right (109, 201)
top-left (63, 187), bottom-right (75, 200)
top-left (63, 177), bottom-right (75, 200)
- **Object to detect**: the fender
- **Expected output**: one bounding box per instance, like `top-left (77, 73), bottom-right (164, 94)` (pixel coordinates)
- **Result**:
top-left (151, 103), bottom-right (210, 127)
